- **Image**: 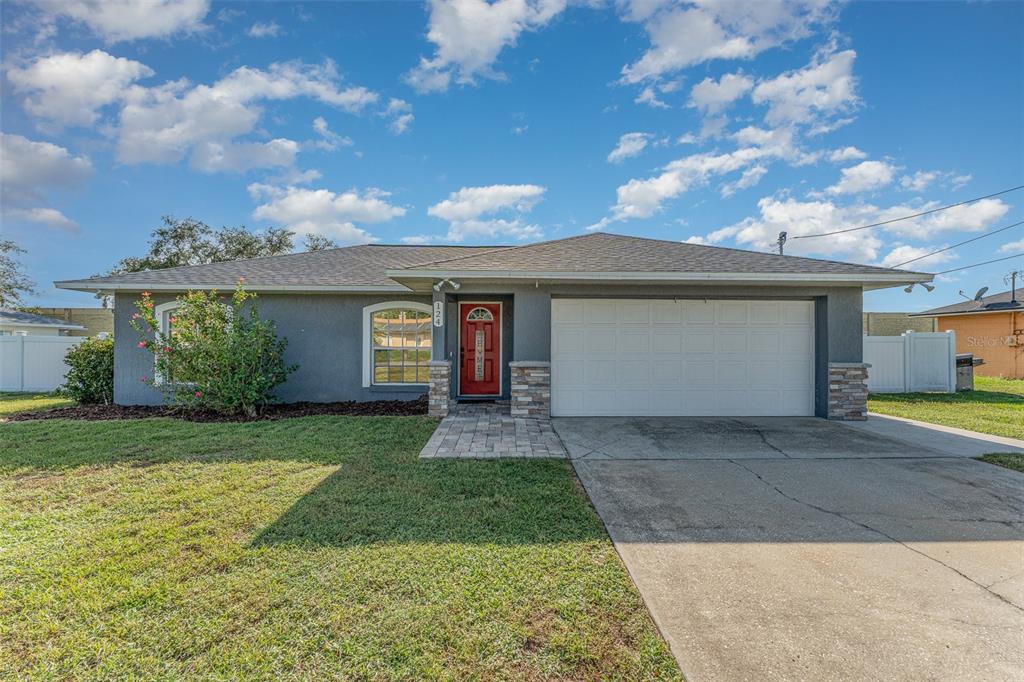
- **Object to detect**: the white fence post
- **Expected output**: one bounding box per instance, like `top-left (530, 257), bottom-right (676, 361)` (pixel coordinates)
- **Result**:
top-left (864, 330), bottom-right (956, 394)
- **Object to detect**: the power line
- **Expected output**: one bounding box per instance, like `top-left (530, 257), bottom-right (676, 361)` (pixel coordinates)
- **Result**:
top-left (789, 184), bottom-right (1024, 240)
top-left (890, 219), bottom-right (1024, 268)
top-left (934, 252), bottom-right (1024, 275)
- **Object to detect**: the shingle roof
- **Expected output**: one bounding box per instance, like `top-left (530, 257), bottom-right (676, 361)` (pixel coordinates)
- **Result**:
top-left (55, 245), bottom-right (503, 291)
top-left (912, 289), bottom-right (1024, 316)
top-left (56, 233), bottom-right (929, 293)
top-left (393, 233), bottom-right (928, 277)
top-left (0, 309), bottom-right (86, 328)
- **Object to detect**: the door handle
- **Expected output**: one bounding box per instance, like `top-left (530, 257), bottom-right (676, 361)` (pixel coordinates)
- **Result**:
top-left (460, 347), bottom-right (465, 364)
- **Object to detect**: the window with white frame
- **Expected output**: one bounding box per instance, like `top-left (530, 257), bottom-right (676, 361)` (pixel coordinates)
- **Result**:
top-left (363, 302), bottom-right (431, 386)
top-left (153, 301), bottom-right (180, 384)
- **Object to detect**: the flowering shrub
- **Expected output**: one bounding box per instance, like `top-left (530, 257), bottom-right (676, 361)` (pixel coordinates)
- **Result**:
top-left (60, 336), bottom-right (114, 404)
top-left (130, 284), bottom-right (297, 417)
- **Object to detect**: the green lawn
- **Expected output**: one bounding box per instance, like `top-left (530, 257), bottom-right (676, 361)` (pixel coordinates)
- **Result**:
top-left (0, 392), bottom-right (74, 416)
top-left (977, 453), bottom-right (1024, 473)
top-left (0, 415), bottom-right (680, 681)
top-left (868, 375), bottom-right (1024, 440)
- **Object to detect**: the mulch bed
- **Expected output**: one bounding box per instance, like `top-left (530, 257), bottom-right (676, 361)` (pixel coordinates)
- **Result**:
top-left (5, 396), bottom-right (429, 423)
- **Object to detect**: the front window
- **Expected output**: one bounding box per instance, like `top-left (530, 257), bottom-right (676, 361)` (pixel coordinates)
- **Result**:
top-left (371, 307), bottom-right (431, 384)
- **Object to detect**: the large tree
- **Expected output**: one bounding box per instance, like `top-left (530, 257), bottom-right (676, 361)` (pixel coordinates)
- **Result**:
top-left (0, 239), bottom-right (37, 308)
top-left (303, 233), bottom-right (338, 251)
top-left (108, 215), bottom-right (295, 275)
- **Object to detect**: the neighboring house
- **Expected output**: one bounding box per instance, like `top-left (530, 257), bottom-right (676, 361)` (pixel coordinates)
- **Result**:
top-left (35, 307), bottom-right (114, 338)
top-left (912, 289), bottom-right (1023, 378)
top-left (862, 312), bottom-right (936, 336)
top-left (56, 233), bottom-right (931, 420)
top-left (0, 309), bottom-right (87, 336)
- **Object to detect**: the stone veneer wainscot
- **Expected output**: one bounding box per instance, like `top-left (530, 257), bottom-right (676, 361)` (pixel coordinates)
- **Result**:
top-left (510, 361), bottom-right (551, 418)
top-left (428, 361), bottom-right (452, 418)
top-left (828, 362), bottom-right (870, 421)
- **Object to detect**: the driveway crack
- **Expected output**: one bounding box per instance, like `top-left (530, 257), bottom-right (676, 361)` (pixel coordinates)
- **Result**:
top-left (728, 459), bottom-right (1024, 614)
top-left (732, 419), bottom-right (791, 458)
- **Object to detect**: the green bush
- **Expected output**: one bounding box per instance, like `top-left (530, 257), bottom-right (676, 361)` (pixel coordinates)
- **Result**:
top-left (130, 284), bottom-right (297, 417)
top-left (60, 337), bottom-right (114, 404)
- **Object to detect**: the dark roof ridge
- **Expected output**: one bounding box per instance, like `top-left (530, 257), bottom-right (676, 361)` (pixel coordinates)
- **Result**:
top-left (395, 232), bottom-right (619, 269)
top-left (398, 231), bottom-right (929, 276)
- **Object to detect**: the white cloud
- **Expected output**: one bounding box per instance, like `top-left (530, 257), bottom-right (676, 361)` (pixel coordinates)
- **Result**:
top-left (428, 184), bottom-right (546, 241)
top-left (683, 235), bottom-right (707, 244)
top-left (0, 133), bottom-right (93, 232)
top-left (828, 146), bottom-right (867, 163)
top-left (688, 72), bottom-right (753, 114)
top-left (825, 160), bottom-right (897, 195)
top-left (700, 196), bottom-right (1011, 264)
top-left (190, 138), bottom-right (299, 173)
top-left (751, 45), bottom-right (858, 127)
top-left (385, 98), bottom-right (414, 135)
top-left (117, 60), bottom-right (378, 167)
top-left (720, 165), bottom-right (767, 197)
top-left (405, 0), bottom-right (567, 93)
top-left (1000, 239), bottom-right (1024, 254)
top-left (607, 132), bottom-right (652, 164)
top-left (6, 50), bottom-right (154, 128)
top-left (36, 0), bottom-right (210, 43)
top-left (247, 21), bottom-right (281, 38)
top-left (248, 184), bottom-right (406, 244)
top-left (310, 116), bottom-right (353, 151)
top-left (620, 0), bottom-right (834, 83)
top-left (899, 170), bottom-right (939, 192)
top-left (878, 244), bottom-right (955, 270)
top-left (635, 85), bottom-right (670, 109)
top-left (592, 126), bottom-right (815, 228)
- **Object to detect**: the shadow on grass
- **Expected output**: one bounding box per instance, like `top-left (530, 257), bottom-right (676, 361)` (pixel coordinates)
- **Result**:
top-left (869, 389), bottom-right (1024, 406)
top-left (251, 456), bottom-right (608, 547)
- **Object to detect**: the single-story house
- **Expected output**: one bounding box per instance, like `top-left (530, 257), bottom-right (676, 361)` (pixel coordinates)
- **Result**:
top-left (56, 233), bottom-right (932, 420)
top-left (0, 309), bottom-right (87, 336)
top-left (912, 289), bottom-right (1023, 378)
top-left (34, 307), bottom-right (114, 338)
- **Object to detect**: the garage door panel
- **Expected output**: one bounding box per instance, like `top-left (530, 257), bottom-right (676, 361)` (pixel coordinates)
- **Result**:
top-left (586, 301), bottom-right (618, 323)
top-left (551, 299), bottom-right (815, 417)
top-left (619, 329), bottom-right (650, 353)
top-left (684, 302), bottom-right (715, 323)
top-left (717, 332), bottom-right (747, 353)
top-left (586, 329), bottom-right (617, 353)
top-left (652, 300), bottom-right (682, 323)
top-left (553, 300), bottom-right (584, 324)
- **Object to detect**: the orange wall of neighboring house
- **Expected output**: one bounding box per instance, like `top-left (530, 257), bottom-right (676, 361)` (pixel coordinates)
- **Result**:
top-left (936, 311), bottom-right (1023, 378)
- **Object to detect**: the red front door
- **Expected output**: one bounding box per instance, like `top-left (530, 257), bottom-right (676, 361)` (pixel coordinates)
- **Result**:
top-left (459, 303), bottom-right (501, 395)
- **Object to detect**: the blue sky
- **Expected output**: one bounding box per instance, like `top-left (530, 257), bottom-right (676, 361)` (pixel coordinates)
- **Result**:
top-left (2, 0), bottom-right (1022, 310)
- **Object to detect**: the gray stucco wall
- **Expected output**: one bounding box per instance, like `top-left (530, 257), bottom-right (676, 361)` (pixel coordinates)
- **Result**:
top-left (113, 292), bottom-right (431, 405)
top-left (114, 283), bottom-right (865, 416)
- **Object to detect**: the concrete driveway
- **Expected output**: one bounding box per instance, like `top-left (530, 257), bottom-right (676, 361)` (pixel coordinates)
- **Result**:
top-left (556, 417), bottom-right (1024, 681)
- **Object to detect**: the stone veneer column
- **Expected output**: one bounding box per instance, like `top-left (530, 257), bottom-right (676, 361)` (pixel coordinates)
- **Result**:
top-left (510, 361), bottom-right (551, 418)
top-left (828, 362), bottom-right (870, 421)
top-left (428, 360), bottom-right (452, 418)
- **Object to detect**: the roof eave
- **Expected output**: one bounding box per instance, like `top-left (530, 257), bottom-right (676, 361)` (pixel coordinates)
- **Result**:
top-left (386, 269), bottom-right (933, 289)
top-left (910, 306), bottom-right (1023, 318)
top-left (54, 281), bottom-right (412, 294)
top-left (0, 320), bottom-right (87, 330)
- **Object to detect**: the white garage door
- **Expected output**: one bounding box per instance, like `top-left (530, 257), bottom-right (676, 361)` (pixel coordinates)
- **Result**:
top-left (551, 299), bottom-right (815, 417)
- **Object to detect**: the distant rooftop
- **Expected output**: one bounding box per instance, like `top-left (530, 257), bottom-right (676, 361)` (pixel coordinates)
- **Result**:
top-left (0, 309), bottom-right (87, 329)
top-left (912, 289), bottom-right (1023, 317)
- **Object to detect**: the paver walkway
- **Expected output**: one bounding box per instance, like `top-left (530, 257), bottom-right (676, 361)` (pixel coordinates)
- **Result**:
top-left (419, 401), bottom-right (567, 459)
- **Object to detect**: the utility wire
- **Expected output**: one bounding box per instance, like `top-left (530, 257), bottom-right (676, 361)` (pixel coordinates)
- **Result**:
top-left (890, 219), bottom-right (1024, 268)
top-left (790, 184), bottom-right (1024, 240)
top-left (934, 252), bottom-right (1023, 275)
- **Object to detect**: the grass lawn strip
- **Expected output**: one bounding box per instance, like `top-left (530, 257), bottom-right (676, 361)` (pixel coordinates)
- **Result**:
top-left (0, 415), bottom-right (680, 680)
top-left (0, 392), bottom-right (74, 417)
top-left (868, 376), bottom-right (1024, 441)
top-left (976, 453), bottom-right (1024, 473)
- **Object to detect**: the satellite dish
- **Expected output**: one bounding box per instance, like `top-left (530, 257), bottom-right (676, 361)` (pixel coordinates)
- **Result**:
top-left (973, 287), bottom-right (989, 302)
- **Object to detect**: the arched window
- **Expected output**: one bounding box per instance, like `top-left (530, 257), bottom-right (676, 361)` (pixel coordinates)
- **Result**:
top-left (465, 307), bottom-right (494, 321)
top-left (152, 301), bottom-right (179, 385)
top-left (362, 301), bottom-right (432, 386)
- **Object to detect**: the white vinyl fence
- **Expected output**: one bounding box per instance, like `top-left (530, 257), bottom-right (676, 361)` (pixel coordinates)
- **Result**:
top-left (863, 330), bottom-right (956, 393)
top-left (0, 336), bottom-right (84, 392)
